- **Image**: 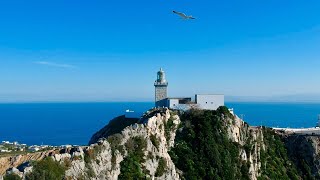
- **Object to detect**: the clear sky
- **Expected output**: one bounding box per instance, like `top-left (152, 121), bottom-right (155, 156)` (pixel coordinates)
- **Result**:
top-left (0, 0), bottom-right (320, 102)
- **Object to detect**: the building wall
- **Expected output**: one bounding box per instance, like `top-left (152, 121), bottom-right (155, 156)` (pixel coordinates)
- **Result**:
top-left (167, 98), bottom-right (179, 108)
top-left (156, 98), bottom-right (169, 108)
top-left (195, 94), bottom-right (224, 110)
top-left (167, 99), bottom-right (194, 111)
top-left (155, 85), bottom-right (168, 107)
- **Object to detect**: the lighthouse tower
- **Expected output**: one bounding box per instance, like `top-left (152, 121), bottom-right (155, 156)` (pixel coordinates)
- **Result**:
top-left (154, 68), bottom-right (168, 107)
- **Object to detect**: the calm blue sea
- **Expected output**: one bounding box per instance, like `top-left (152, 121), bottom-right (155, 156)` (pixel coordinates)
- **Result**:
top-left (1, 102), bottom-right (320, 146)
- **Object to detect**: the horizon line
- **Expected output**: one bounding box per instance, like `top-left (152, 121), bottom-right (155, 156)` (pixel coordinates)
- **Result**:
top-left (1, 100), bottom-right (320, 104)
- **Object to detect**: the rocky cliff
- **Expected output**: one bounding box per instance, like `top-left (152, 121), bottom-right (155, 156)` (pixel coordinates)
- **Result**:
top-left (1, 107), bottom-right (320, 180)
top-left (62, 108), bottom-right (181, 179)
top-left (282, 134), bottom-right (320, 179)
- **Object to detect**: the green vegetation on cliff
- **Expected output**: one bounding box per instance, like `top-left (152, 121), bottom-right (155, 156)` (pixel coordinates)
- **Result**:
top-left (284, 135), bottom-right (320, 179)
top-left (3, 173), bottom-right (21, 180)
top-left (169, 107), bottom-right (311, 180)
top-left (25, 157), bottom-right (66, 180)
top-left (155, 157), bottom-right (167, 177)
top-left (119, 136), bottom-right (148, 180)
top-left (259, 127), bottom-right (300, 180)
top-left (169, 107), bottom-right (249, 179)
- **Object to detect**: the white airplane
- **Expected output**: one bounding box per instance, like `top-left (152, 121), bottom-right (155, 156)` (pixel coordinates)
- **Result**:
top-left (173, 11), bottom-right (195, 20)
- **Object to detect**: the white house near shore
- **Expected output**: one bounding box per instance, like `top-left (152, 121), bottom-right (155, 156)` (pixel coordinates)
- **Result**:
top-left (154, 68), bottom-right (224, 110)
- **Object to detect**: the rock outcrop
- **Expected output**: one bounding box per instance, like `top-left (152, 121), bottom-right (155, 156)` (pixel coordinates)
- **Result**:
top-left (0, 151), bottom-right (52, 175)
top-left (226, 114), bottom-right (264, 180)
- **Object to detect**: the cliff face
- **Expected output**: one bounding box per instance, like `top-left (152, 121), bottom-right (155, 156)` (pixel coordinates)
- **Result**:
top-left (0, 151), bottom-right (51, 175)
top-left (283, 135), bottom-right (320, 178)
top-left (226, 113), bottom-right (264, 180)
top-left (62, 108), bottom-right (181, 179)
top-left (1, 107), bottom-right (320, 180)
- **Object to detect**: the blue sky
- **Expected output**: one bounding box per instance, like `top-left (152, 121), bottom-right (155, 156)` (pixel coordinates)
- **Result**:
top-left (0, 0), bottom-right (320, 102)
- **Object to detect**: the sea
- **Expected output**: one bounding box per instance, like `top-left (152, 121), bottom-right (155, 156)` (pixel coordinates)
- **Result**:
top-left (1, 102), bottom-right (320, 146)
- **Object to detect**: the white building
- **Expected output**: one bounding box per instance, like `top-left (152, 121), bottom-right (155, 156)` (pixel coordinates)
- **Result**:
top-left (165, 97), bottom-right (195, 111)
top-left (165, 94), bottom-right (224, 111)
top-left (0, 149), bottom-right (11, 153)
top-left (195, 94), bottom-right (224, 110)
top-left (29, 146), bottom-right (41, 152)
top-left (1, 141), bottom-right (10, 145)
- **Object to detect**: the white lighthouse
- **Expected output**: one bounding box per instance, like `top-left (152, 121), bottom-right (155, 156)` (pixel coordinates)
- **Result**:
top-left (154, 68), bottom-right (168, 107)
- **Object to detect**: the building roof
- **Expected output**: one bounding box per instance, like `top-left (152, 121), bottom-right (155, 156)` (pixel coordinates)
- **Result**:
top-left (166, 97), bottom-right (192, 100)
top-left (195, 94), bottom-right (224, 96)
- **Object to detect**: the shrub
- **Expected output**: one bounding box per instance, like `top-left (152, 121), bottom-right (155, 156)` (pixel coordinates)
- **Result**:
top-left (155, 157), bottom-right (167, 177)
top-left (125, 136), bottom-right (147, 160)
top-left (217, 106), bottom-right (233, 119)
top-left (119, 136), bottom-right (148, 179)
top-left (25, 157), bottom-right (66, 180)
top-left (170, 110), bottom-right (178, 116)
top-left (85, 164), bottom-right (96, 178)
top-left (147, 152), bottom-right (154, 160)
top-left (164, 118), bottom-right (175, 143)
top-left (118, 155), bottom-right (146, 180)
top-left (108, 133), bottom-right (124, 168)
top-left (4, 173), bottom-right (21, 180)
top-left (93, 145), bottom-right (102, 156)
top-left (150, 134), bottom-right (160, 149)
top-left (73, 155), bottom-right (82, 161)
top-left (117, 145), bottom-right (125, 155)
top-left (84, 149), bottom-right (93, 164)
top-left (111, 153), bottom-right (117, 169)
top-left (84, 145), bottom-right (102, 164)
top-left (63, 158), bottom-right (72, 169)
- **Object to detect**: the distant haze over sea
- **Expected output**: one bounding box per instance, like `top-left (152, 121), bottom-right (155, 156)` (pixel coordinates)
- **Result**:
top-left (227, 94), bottom-right (320, 103)
top-left (2, 94), bottom-right (320, 103)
